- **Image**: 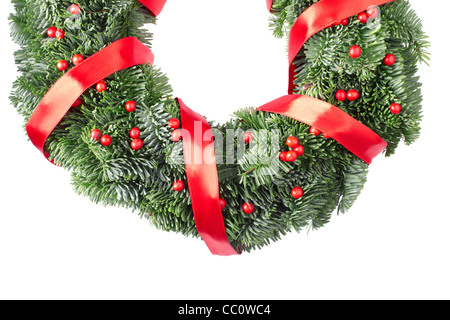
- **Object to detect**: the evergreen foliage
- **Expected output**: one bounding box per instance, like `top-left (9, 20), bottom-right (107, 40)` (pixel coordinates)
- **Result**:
top-left (9, 0), bottom-right (428, 252)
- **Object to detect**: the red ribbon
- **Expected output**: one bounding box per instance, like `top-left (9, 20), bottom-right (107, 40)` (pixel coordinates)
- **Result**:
top-left (288, 0), bottom-right (396, 93)
top-left (178, 99), bottom-right (239, 256)
top-left (258, 95), bottom-right (387, 164)
top-left (266, 0), bottom-right (273, 12)
top-left (26, 37), bottom-right (154, 154)
top-left (138, 0), bottom-right (167, 17)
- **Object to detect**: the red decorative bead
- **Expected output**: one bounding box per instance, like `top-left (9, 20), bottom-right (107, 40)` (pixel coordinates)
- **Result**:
top-left (383, 54), bottom-right (396, 66)
top-left (243, 132), bottom-right (254, 144)
top-left (291, 187), bottom-right (304, 199)
top-left (72, 54), bottom-right (84, 65)
top-left (367, 7), bottom-right (379, 19)
top-left (172, 129), bottom-right (183, 142)
top-left (335, 89), bottom-right (347, 101)
top-left (168, 118), bottom-right (180, 129)
top-left (357, 12), bottom-right (369, 23)
top-left (242, 202), bottom-right (254, 214)
top-left (349, 45), bottom-right (362, 59)
top-left (173, 180), bottom-right (185, 192)
top-left (96, 81), bottom-right (107, 92)
top-left (310, 126), bottom-right (321, 136)
top-left (90, 129), bottom-right (101, 141)
top-left (100, 135), bottom-right (112, 146)
top-left (341, 18), bottom-right (349, 26)
top-left (390, 103), bottom-right (402, 115)
top-left (347, 89), bottom-right (360, 101)
top-left (72, 98), bottom-right (83, 107)
top-left (55, 29), bottom-right (65, 40)
top-left (56, 60), bottom-right (68, 71)
top-left (294, 145), bottom-right (304, 156)
top-left (129, 127), bottom-right (141, 139)
top-left (69, 4), bottom-right (81, 15)
top-left (286, 136), bottom-right (299, 149)
top-left (279, 151), bottom-right (288, 162)
top-left (322, 132), bottom-right (331, 139)
top-left (125, 100), bottom-right (137, 112)
top-left (131, 138), bottom-right (144, 150)
top-left (219, 198), bottom-right (226, 209)
top-left (47, 27), bottom-right (57, 38)
top-left (286, 150), bottom-right (298, 162)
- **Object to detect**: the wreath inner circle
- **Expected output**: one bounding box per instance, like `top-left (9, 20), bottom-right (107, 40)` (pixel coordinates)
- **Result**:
top-left (149, 1), bottom-right (288, 117)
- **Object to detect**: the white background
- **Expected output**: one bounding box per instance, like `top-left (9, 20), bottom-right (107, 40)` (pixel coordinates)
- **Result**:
top-left (0, 0), bottom-right (449, 300)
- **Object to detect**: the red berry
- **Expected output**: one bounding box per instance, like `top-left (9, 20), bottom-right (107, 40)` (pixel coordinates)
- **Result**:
top-left (291, 187), bottom-right (304, 199)
top-left (125, 100), bottom-right (137, 112)
top-left (72, 98), bottom-right (83, 107)
top-left (279, 151), bottom-right (288, 162)
top-left (55, 29), bottom-right (65, 40)
top-left (322, 132), bottom-right (331, 139)
top-left (286, 150), bottom-right (298, 162)
top-left (172, 129), bottom-right (183, 142)
top-left (69, 4), bottom-right (81, 15)
top-left (131, 138), bottom-right (144, 150)
top-left (72, 54), bottom-right (84, 65)
top-left (286, 136), bottom-right (299, 149)
top-left (335, 89), bottom-right (347, 101)
top-left (294, 145), bottom-right (304, 156)
top-left (341, 18), bottom-right (349, 26)
top-left (383, 54), bottom-right (396, 66)
top-left (367, 7), bottom-right (379, 19)
top-left (168, 118), bottom-right (180, 129)
top-left (219, 198), bottom-right (226, 209)
top-left (310, 126), bottom-right (321, 136)
top-left (243, 132), bottom-right (254, 143)
top-left (96, 81), bottom-right (107, 92)
top-left (349, 45), bottom-right (362, 59)
top-left (56, 60), bottom-right (68, 71)
top-left (357, 12), bottom-right (369, 24)
top-left (90, 129), bottom-right (101, 141)
top-left (242, 202), bottom-right (254, 214)
top-left (129, 127), bottom-right (141, 139)
top-left (390, 103), bottom-right (402, 115)
top-left (47, 27), bottom-right (57, 38)
top-left (101, 135), bottom-right (112, 146)
top-left (347, 89), bottom-right (360, 101)
top-left (173, 180), bottom-right (185, 192)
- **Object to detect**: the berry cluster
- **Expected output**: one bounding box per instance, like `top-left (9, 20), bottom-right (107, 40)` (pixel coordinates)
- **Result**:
top-left (341, 7), bottom-right (402, 115)
top-left (279, 136), bottom-right (304, 163)
top-left (88, 100), bottom-right (145, 149)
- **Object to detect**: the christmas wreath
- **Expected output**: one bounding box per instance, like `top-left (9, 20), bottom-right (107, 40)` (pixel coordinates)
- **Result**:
top-left (9, 0), bottom-right (429, 255)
